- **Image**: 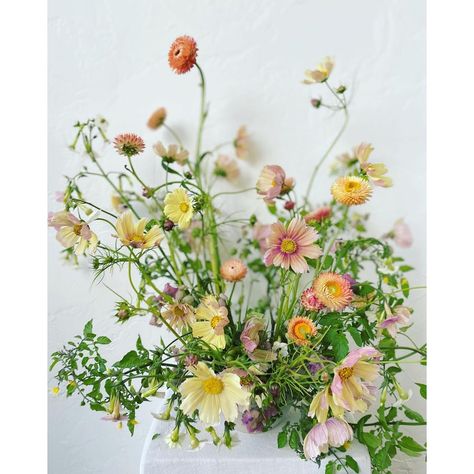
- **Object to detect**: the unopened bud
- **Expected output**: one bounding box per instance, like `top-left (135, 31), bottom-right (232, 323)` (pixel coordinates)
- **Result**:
top-left (311, 98), bottom-right (322, 108)
top-left (284, 200), bottom-right (295, 211)
top-left (163, 219), bottom-right (175, 231)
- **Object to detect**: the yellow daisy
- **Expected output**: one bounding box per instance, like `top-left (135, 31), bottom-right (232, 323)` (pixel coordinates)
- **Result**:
top-left (331, 176), bottom-right (372, 206)
top-left (179, 362), bottom-right (250, 424)
top-left (164, 188), bottom-right (194, 229)
top-left (115, 211), bottom-right (164, 249)
top-left (191, 296), bottom-right (229, 349)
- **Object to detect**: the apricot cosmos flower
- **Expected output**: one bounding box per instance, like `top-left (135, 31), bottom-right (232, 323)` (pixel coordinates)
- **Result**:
top-left (264, 217), bottom-right (322, 273)
top-left (331, 347), bottom-right (381, 412)
top-left (179, 362), bottom-right (250, 424)
top-left (168, 36), bottom-right (198, 74)
top-left (115, 211), bottom-right (164, 249)
top-left (147, 107), bottom-right (167, 130)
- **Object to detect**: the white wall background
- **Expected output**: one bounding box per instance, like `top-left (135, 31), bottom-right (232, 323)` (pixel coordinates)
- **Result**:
top-left (48, 1), bottom-right (426, 472)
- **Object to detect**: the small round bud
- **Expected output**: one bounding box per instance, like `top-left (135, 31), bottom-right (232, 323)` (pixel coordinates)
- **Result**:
top-left (336, 85), bottom-right (346, 94)
top-left (311, 98), bottom-right (321, 108)
top-left (284, 200), bottom-right (295, 211)
top-left (163, 219), bottom-right (175, 231)
top-left (184, 171), bottom-right (193, 179)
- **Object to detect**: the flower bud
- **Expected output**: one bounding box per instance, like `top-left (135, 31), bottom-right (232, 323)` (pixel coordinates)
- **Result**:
top-left (336, 85), bottom-right (347, 94)
top-left (284, 200), bottom-right (295, 211)
top-left (311, 98), bottom-right (321, 108)
top-left (206, 426), bottom-right (221, 446)
top-left (163, 219), bottom-right (175, 231)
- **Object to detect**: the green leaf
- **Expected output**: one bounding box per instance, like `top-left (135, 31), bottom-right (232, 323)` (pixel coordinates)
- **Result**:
top-left (83, 319), bottom-right (94, 337)
top-left (416, 383), bottom-right (427, 399)
top-left (325, 461), bottom-right (336, 474)
top-left (90, 403), bottom-right (106, 412)
top-left (404, 407), bottom-right (425, 423)
top-left (400, 277), bottom-right (410, 297)
top-left (96, 336), bottom-right (112, 345)
top-left (362, 432), bottom-right (381, 449)
top-left (114, 350), bottom-right (144, 369)
top-left (328, 330), bottom-right (349, 361)
top-left (399, 265), bottom-right (414, 272)
top-left (398, 436), bottom-right (426, 454)
top-left (348, 326), bottom-right (363, 346)
top-left (277, 431), bottom-right (287, 448)
top-left (289, 430), bottom-right (299, 449)
top-left (322, 255), bottom-right (333, 270)
top-left (345, 455), bottom-right (359, 473)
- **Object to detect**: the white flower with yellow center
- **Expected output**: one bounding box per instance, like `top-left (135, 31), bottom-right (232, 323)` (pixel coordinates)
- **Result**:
top-left (115, 211), bottom-right (164, 249)
top-left (191, 296), bottom-right (229, 349)
top-left (164, 188), bottom-right (194, 229)
top-left (303, 57), bottom-right (334, 84)
top-left (179, 362), bottom-right (250, 424)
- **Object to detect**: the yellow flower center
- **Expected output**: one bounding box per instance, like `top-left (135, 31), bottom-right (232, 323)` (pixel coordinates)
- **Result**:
top-left (179, 202), bottom-right (190, 213)
top-left (280, 238), bottom-right (297, 254)
top-left (203, 377), bottom-right (224, 395)
top-left (326, 282), bottom-right (341, 296)
top-left (339, 367), bottom-right (354, 381)
top-left (73, 224), bottom-right (83, 236)
top-left (345, 180), bottom-right (360, 192)
top-left (210, 316), bottom-right (221, 328)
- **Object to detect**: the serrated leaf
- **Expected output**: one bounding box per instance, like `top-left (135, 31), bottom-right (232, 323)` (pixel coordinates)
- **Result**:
top-left (114, 350), bottom-right (144, 369)
top-left (348, 326), bottom-right (363, 346)
top-left (325, 461), bottom-right (336, 474)
top-left (362, 432), bottom-right (381, 449)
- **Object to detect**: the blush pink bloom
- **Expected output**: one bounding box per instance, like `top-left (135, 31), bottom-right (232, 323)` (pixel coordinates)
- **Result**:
top-left (253, 223), bottom-right (272, 253)
top-left (303, 418), bottom-right (353, 460)
top-left (393, 218), bottom-right (413, 248)
top-left (304, 206), bottom-right (332, 224)
top-left (379, 305), bottom-right (411, 338)
top-left (331, 347), bottom-right (381, 412)
top-left (256, 165), bottom-right (286, 203)
top-left (264, 217), bottom-right (322, 273)
top-left (240, 316), bottom-right (265, 353)
top-left (300, 288), bottom-right (324, 312)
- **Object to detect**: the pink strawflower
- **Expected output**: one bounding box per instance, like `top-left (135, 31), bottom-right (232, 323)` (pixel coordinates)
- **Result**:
top-left (379, 305), bottom-right (411, 338)
top-left (304, 206), bottom-right (332, 224)
top-left (303, 417), bottom-right (353, 460)
top-left (113, 133), bottom-right (145, 157)
top-left (301, 288), bottom-right (324, 311)
top-left (393, 218), bottom-right (413, 248)
top-left (264, 217), bottom-right (322, 273)
top-left (253, 223), bottom-right (272, 253)
top-left (331, 347), bottom-right (381, 412)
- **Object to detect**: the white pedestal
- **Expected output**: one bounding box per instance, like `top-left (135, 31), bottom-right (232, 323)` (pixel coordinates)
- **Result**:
top-left (140, 403), bottom-right (371, 473)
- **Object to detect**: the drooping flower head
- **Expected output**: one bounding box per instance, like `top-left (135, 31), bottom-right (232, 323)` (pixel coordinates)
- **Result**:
top-left (304, 206), bottom-right (332, 224)
top-left (161, 302), bottom-right (195, 331)
top-left (354, 143), bottom-right (392, 188)
top-left (287, 316), bottom-right (317, 346)
top-left (115, 211), bottom-right (164, 249)
top-left (164, 188), bottom-right (194, 229)
top-left (308, 386), bottom-right (344, 423)
top-left (168, 36), bottom-right (198, 74)
top-left (178, 362), bottom-right (250, 424)
top-left (147, 107), bottom-right (167, 130)
top-left (378, 305), bottom-right (411, 338)
top-left (154, 142), bottom-right (189, 166)
top-left (113, 133), bottom-right (145, 157)
top-left (256, 165), bottom-right (286, 203)
top-left (303, 57), bottom-right (334, 84)
top-left (192, 296), bottom-right (229, 349)
top-left (234, 126), bottom-right (249, 159)
top-left (312, 272), bottom-right (353, 310)
top-left (214, 154), bottom-right (240, 181)
top-left (303, 417), bottom-right (353, 460)
top-left (240, 315), bottom-right (266, 353)
top-left (331, 176), bottom-right (372, 206)
top-left (264, 217), bottom-right (322, 273)
top-left (300, 288), bottom-right (324, 312)
top-left (220, 258), bottom-right (247, 282)
top-left (331, 347), bottom-right (381, 412)
top-left (48, 211), bottom-right (99, 255)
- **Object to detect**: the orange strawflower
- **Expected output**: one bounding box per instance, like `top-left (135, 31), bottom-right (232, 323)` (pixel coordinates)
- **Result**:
top-left (287, 316), bottom-right (317, 346)
top-left (312, 272), bottom-right (353, 310)
top-left (168, 36), bottom-right (198, 74)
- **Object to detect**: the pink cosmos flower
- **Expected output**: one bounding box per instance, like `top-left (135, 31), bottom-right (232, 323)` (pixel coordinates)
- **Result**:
top-left (256, 165), bottom-right (286, 202)
top-left (253, 223), bottom-right (272, 253)
top-left (393, 218), bottom-right (413, 248)
top-left (379, 305), bottom-right (411, 338)
top-left (331, 347), bottom-right (381, 412)
top-left (264, 217), bottom-right (322, 273)
top-left (240, 316), bottom-right (265, 353)
top-left (303, 417), bottom-right (353, 460)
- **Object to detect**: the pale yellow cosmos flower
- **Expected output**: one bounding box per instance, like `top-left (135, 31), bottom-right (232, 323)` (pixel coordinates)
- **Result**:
top-left (303, 57), bottom-right (334, 84)
top-left (164, 188), bottom-right (194, 229)
top-left (115, 211), bottom-right (164, 249)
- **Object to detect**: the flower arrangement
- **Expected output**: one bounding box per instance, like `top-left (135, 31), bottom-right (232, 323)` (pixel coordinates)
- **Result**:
top-left (49, 36), bottom-right (426, 473)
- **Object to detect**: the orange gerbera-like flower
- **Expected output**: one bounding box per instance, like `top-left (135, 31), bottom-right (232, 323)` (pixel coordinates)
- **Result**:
top-left (287, 316), bottom-right (317, 346)
top-left (220, 258), bottom-right (248, 282)
top-left (168, 36), bottom-right (198, 74)
top-left (113, 133), bottom-right (145, 157)
top-left (312, 273), bottom-right (353, 310)
top-left (331, 176), bottom-right (372, 206)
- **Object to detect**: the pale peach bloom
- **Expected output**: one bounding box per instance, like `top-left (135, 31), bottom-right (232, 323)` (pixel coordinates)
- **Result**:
top-left (147, 107), bottom-right (167, 130)
top-left (214, 155), bottom-right (240, 181)
top-left (354, 143), bottom-right (392, 188)
top-left (312, 272), bottom-right (353, 310)
top-left (113, 133), bottom-right (145, 157)
top-left (234, 126), bottom-right (249, 159)
top-left (154, 141), bottom-right (189, 166)
top-left (393, 218), bottom-right (413, 248)
top-left (253, 223), bottom-right (272, 253)
top-left (304, 206), bottom-right (332, 224)
top-left (220, 258), bottom-right (247, 282)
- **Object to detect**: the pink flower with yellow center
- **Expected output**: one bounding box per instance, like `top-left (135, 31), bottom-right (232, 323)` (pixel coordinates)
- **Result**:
top-left (256, 165), bottom-right (286, 203)
top-left (378, 304), bottom-right (411, 338)
top-left (264, 217), bottom-right (322, 273)
top-left (331, 347), bottom-right (381, 412)
top-left (312, 272), bottom-right (353, 310)
top-left (287, 316), bottom-right (317, 346)
top-left (300, 288), bottom-right (324, 312)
